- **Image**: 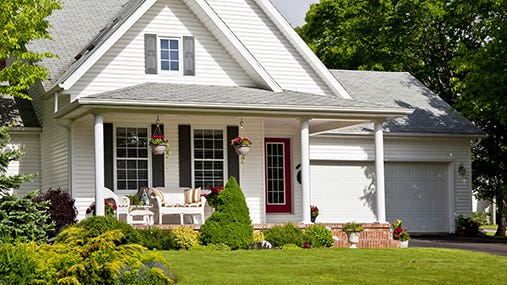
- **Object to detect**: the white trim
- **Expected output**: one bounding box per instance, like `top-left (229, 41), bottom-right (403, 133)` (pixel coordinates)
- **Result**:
top-left (181, 0), bottom-right (283, 92)
top-left (253, 0), bottom-right (352, 99)
top-left (448, 162), bottom-right (456, 233)
top-left (59, 0), bottom-right (158, 90)
top-left (158, 36), bottom-right (182, 74)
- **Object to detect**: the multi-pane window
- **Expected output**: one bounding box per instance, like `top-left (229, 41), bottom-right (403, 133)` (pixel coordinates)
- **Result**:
top-left (193, 129), bottom-right (224, 189)
top-left (160, 39), bottom-right (179, 71)
top-left (266, 142), bottom-right (285, 205)
top-left (116, 127), bottom-right (149, 191)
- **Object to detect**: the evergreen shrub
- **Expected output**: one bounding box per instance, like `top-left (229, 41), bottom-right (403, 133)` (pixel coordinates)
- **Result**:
top-left (137, 227), bottom-right (174, 250)
top-left (199, 177), bottom-right (254, 249)
top-left (170, 226), bottom-right (199, 250)
top-left (263, 222), bottom-right (305, 248)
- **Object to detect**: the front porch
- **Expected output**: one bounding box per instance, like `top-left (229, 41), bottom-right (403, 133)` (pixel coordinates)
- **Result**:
top-left (133, 222), bottom-right (400, 248)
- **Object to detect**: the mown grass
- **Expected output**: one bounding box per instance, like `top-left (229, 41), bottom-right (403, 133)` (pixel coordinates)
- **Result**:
top-left (162, 248), bottom-right (507, 284)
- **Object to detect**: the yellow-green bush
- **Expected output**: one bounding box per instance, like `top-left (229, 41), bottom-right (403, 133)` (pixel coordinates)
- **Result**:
top-left (170, 226), bottom-right (199, 250)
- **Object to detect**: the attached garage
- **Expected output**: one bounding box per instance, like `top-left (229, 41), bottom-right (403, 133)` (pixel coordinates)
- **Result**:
top-left (311, 161), bottom-right (451, 233)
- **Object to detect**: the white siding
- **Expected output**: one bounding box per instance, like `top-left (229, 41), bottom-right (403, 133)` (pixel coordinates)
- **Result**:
top-left (264, 122), bottom-right (302, 223)
top-left (71, 114), bottom-right (266, 223)
top-left (39, 96), bottom-right (69, 191)
top-left (206, 0), bottom-right (334, 95)
top-left (7, 133), bottom-right (41, 195)
top-left (310, 136), bottom-right (473, 221)
top-left (69, 0), bottom-right (254, 98)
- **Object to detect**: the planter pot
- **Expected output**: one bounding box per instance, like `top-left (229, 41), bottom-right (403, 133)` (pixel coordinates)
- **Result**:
top-left (151, 144), bottom-right (167, 155)
top-left (235, 145), bottom-right (250, 156)
top-left (311, 216), bottom-right (317, 223)
top-left (399, 240), bottom-right (409, 248)
top-left (346, 231), bottom-right (361, 249)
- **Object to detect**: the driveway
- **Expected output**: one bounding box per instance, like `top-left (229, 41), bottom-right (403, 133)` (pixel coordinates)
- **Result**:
top-left (410, 234), bottom-right (507, 256)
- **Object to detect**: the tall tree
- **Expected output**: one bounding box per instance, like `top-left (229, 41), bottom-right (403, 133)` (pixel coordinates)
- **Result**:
top-left (0, 0), bottom-right (61, 100)
top-left (298, 0), bottom-right (507, 235)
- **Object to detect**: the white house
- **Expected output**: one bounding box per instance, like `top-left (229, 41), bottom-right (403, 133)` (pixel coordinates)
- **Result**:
top-left (4, 0), bottom-right (481, 233)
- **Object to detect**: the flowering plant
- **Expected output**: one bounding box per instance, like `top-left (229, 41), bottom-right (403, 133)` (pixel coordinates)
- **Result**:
top-left (206, 186), bottom-right (224, 208)
top-left (310, 205), bottom-right (319, 219)
top-left (231, 136), bottom-right (252, 147)
top-left (86, 199), bottom-right (117, 217)
top-left (392, 219), bottom-right (410, 241)
top-left (150, 135), bottom-right (168, 145)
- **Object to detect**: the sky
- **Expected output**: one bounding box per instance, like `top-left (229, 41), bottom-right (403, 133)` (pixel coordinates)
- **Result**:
top-left (270, 0), bottom-right (320, 27)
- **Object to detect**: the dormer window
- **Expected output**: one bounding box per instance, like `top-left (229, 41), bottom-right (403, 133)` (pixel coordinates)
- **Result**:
top-left (160, 38), bottom-right (179, 71)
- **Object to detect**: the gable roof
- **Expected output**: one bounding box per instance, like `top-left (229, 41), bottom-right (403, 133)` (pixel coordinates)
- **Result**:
top-left (330, 70), bottom-right (482, 135)
top-left (54, 83), bottom-right (410, 120)
top-left (0, 95), bottom-right (41, 129)
top-left (31, 0), bottom-right (349, 98)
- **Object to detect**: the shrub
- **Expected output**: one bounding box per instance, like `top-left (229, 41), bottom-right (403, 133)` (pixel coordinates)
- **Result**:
top-left (32, 187), bottom-right (77, 237)
top-left (170, 226), bottom-right (199, 250)
top-left (0, 191), bottom-right (54, 243)
top-left (304, 224), bottom-right (334, 248)
top-left (456, 215), bottom-right (481, 236)
top-left (263, 222), bottom-right (305, 248)
top-left (0, 242), bottom-right (39, 284)
top-left (55, 216), bottom-right (141, 244)
top-left (137, 227), bottom-right (174, 250)
top-left (281, 244), bottom-right (304, 250)
top-left (199, 177), bottom-right (254, 249)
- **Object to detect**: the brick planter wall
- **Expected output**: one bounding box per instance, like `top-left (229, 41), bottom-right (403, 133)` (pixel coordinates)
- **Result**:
top-left (134, 222), bottom-right (400, 248)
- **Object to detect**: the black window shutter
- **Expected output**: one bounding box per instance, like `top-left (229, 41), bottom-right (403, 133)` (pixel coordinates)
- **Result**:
top-left (151, 124), bottom-right (165, 187)
top-left (227, 126), bottom-right (240, 184)
top-left (103, 123), bottom-right (114, 190)
top-left (144, 34), bottom-right (158, 74)
top-left (178, 125), bottom-right (192, 187)
top-left (182, 36), bottom-right (195, 76)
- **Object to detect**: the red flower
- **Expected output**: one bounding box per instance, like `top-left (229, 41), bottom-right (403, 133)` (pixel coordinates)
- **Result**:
top-left (209, 186), bottom-right (224, 194)
top-left (304, 242), bottom-right (311, 249)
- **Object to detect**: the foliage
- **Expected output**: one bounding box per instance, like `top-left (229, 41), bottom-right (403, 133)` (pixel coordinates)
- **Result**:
top-left (281, 244), bottom-right (303, 250)
top-left (253, 231), bottom-right (265, 243)
top-left (170, 226), bottom-right (199, 250)
top-left (32, 187), bottom-right (77, 237)
top-left (342, 222), bottom-right (364, 233)
top-left (0, 191), bottom-right (54, 243)
top-left (473, 211), bottom-right (491, 226)
top-left (0, 0), bottom-right (62, 99)
top-left (456, 215), bottom-right (481, 236)
top-left (86, 198), bottom-right (117, 218)
top-left (199, 177), bottom-right (254, 249)
top-left (230, 136), bottom-right (252, 147)
top-left (0, 126), bottom-right (34, 195)
top-left (304, 224), bottom-right (334, 247)
top-left (55, 216), bottom-right (141, 245)
top-left (205, 185), bottom-right (223, 208)
top-left (310, 205), bottom-right (319, 219)
top-left (298, 0), bottom-right (507, 236)
top-left (162, 248), bottom-right (507, 284)
top-left (391, 219), bottom-right (410, 241)
top-left (137, 227), bottom-right (174, 250)
top-left (263, 222), bottom-right (305, 248)
top-left (0, 241), bottom-right (38, 284)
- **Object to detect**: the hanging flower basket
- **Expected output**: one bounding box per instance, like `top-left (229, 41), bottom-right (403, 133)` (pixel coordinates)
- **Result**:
top-left (150, 117), bottom-right (171, 158)
top-left (151, 144), bottom-right (167, 155)
top-left (235, 145), bottom-right (250, 156)
top-left (231, 136), bottom-right (252, 165)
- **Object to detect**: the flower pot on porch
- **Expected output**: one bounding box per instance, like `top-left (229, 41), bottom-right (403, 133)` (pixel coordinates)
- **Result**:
top-left (151, 144), bottom-right (167, 155)
top-left (346, 231), bottom-right (361, 249)
top-left (235, 145), bottom-right (250, 156)
top-left (399, 240), bottom-right (409, 248)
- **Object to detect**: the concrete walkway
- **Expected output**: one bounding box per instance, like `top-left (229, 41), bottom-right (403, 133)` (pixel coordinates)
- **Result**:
top-left (410, 234), bottom-right (507, 256)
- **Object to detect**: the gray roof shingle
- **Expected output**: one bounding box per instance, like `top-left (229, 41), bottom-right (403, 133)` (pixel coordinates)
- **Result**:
top-left (0, 95), bottom-right (40, 128)
top-left (28, 0), bottom-right (139, 90)
top-left (330, 70), bottom-right (482, 135)
top-left (85, 82), bottom-right (395, 110)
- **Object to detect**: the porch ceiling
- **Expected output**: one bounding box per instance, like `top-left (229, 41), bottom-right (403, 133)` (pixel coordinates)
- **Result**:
top-left (54, 83), bottom-right (412, 121)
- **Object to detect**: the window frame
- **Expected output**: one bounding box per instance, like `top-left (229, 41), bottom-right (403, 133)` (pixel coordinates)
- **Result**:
top-left (191, 127), bottom-right (227, 190)
top-left (158, 36), bottom-right (181, 73)
top-left (113, 124), bottom-right (151, 194)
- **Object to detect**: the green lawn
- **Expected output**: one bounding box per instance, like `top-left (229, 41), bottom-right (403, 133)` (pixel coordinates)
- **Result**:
top-left (161, 248), bottom-right (507, 284)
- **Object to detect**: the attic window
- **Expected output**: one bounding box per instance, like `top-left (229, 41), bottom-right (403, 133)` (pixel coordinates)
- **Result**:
top-left (160, 38), bottom-right (179, 71)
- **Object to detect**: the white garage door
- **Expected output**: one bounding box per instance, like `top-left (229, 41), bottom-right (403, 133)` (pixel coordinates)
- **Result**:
top-left (385, 162), bottom-right (450, 233)
top-left (310, 161), bottom-right (450, 232)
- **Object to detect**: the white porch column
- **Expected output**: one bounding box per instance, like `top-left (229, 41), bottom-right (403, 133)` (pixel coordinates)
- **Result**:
top-left (300, 118), bottom-right (311, 224)
top-left (94, 113), bottom-right (105, 216)
top-left (374, 122), bottom-right (386, 223)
